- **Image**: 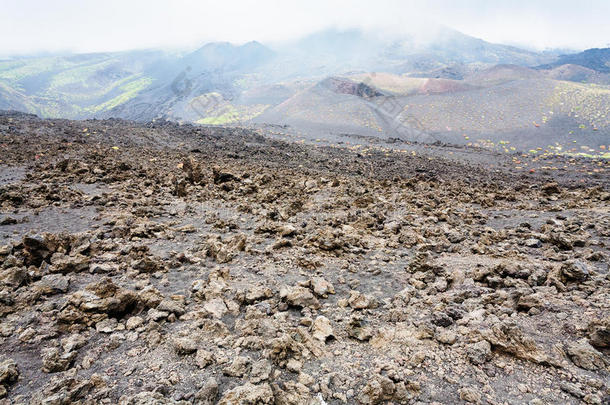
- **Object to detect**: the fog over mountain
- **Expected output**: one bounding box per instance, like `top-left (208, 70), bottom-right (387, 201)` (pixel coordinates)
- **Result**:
top-left (0, 1), bottom-right (608, 155)
top-left (1, 25), bottom-right (608, 153)
top-left (2, 0), bottom-right (610, 55)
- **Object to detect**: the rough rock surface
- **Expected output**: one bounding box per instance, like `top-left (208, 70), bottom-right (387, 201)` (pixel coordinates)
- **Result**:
top-left (0, 113), bottom-right (608, 404)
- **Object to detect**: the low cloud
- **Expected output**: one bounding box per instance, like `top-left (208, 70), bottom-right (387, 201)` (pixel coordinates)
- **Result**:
top-left (1, 0), bottom-right (608, 55)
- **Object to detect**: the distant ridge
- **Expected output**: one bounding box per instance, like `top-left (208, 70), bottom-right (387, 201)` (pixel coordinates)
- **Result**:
top-left (538, 48), bottom-right (610, 73)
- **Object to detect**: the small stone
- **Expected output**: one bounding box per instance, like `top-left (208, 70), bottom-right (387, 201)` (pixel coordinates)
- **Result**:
top-left (435, 330), bottom-right (457, 345)
top-left (0, 359), bottom-right (18, 385)
top-left (196, 349), bottom-right (214, 369)
top-left (41, 348), bottom-right (77, 373)
top-left (194, 378), bottom-right (218, 405)
top-left (583, 394), bottom-right (602, 405)
top-left (517, 294), bottom-right (542, 312)
top-left (566, 339), bottom-right (606, 370)
top-left (50, 252), bottom-right (90, 274)
top-left (358, 375), bottom-right (395, 404)
top-left (311, 316), bottom-right (333, 342)
top-left (299, 317), bottom-right (313, 327)
top-left (466, 340), bottom-right (492, 365)
top-left (250, 360), bottom-right (272, 383)
top-left (286, 358), bottom-right (302, 373)
top-left (34, 274), bottom-right (70, 295)
top-left (147, 308), bottom-right (169, 321)
top-left (588, 321), bottom-right (610, 348)
top-left (480, 322), bottom-right (549, 364)
top-left (60, 333), bottom-right (87, 352)
top-left (310, 277), bottom-right (335, 297)
top-left (131, 257), bottom-right (162, 274)
top-left (458, 387), bottom-right (481, 403)
top-left (218, 382), bottom-right (274, 405)
top-left (223, 356), bottom-right (251, 377)
top-left (90, 263), bottom-right (117, 274)
top-left (278, 224), bottom-right (296, 237)
top-left (204, 298), bottom-right (228, 319)
top-left (432, 312), bottom-right (453, 327)
top-left (157, 299), bottom-right (186, 316)
top-left (549, 232), bottom-right (573, 250)
top-left (348, 319), bottom-right (374, 342)
top-left (96, 318), bottom-right (118, 333)
top-left (433, 278), bottom-right (448, 292)
top-left (244, 286), bottom-right (273, 303)
top-left (298, 373), bottom-right (315, 386)
top-left (560, 381), bottom-right (585, 399)
top-left (280, 285), bottom-right (320, 309)
top-left (348, 291), bottom-right (376, 310)
top-left (126, 316), bottom-right (144, 330)
top-left (525, 238), bottom-right (542, 248)
top-left (528, 307), bottom-right (541, 316)
top-left (173, 337), bottom-right (197, 355)
top-left (0, 267), bottom-right (27, 288)
top-left (561, 260), bottom-right (589, 282)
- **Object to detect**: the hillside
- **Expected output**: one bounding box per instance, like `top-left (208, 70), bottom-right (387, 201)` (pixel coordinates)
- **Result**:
top-left (0, 30), bottom-right (608, 157)
top-left (0, 28), bottom-right (559, 123)
top-left (545, 64), bottom-right (610, 85)
top-left (255, 74), bottom-right (610, 155)
top-left (538, 48), bottom-right (610, 73)
top-left (0, 51), bottom-right (169, 118)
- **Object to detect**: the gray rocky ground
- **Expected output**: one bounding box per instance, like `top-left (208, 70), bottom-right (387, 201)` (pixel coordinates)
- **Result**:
top-left (0, 111), bottom-right (608, 404)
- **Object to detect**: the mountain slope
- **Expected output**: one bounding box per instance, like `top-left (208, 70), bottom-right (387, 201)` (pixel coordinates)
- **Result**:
top-left (102, 28), bottom-right (562, 124)
top-left (1, 28), bottom-right (609, 152)
top-left (255, 74), bottom-right (610, 152)
top-left (538, 48), bottom-right (610, 73)
top-left (0, 51), bottom-right (168, 118)
top-left (100, 41), bottom-right (275, 122)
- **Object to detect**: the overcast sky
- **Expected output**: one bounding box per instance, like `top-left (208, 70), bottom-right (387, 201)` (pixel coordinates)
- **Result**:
top-left (1, 0), bottom-right (609, 55)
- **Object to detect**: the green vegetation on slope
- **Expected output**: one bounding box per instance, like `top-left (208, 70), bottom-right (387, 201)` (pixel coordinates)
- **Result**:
top-left (548, 81), bottom-right (610, 129)
top-left (85, 76), bottom-right (153, 113)
top-left (0, 54), bottom-right (155, 118)
top-left (191, 92), bottom-right (269, 125)
top-left (0, 57), bottom-right (76, 82)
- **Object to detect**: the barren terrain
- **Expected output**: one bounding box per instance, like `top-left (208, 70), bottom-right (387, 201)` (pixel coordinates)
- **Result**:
top-left (0, 111), bottom-right (608, 404)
